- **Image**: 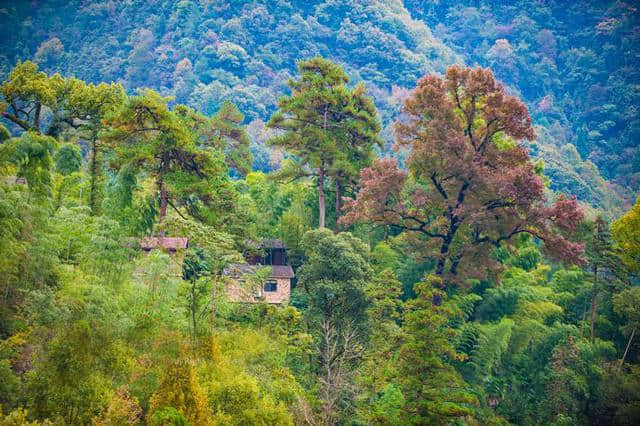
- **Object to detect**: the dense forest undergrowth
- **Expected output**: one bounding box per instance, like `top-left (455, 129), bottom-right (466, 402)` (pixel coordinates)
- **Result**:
top-left (1, 1), bottom-right (639, 425)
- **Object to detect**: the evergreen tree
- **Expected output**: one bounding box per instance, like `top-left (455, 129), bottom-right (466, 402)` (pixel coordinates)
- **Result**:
top-left (581, 217), bottom-right (622, 342)
top-left (0, 61), bottom-right (62, 134)
top-left (104, 89), bottom-right (235, 232)
top-left (397, 275), bottom-right (477, 424)
top-left (147, 358), bottom-right (213, 426)
top-left (268, 57), bottom-right (380, 228)
top-left (175, 101), bottom-right (253, 177)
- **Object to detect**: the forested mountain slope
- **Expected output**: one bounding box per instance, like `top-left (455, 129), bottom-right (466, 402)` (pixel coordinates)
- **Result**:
top-left (1, 0), bottom-right (635, 211)
top-left (2, 2), bottom-right (640, 425)
top-left (405, 0), bottom-right (640, 207)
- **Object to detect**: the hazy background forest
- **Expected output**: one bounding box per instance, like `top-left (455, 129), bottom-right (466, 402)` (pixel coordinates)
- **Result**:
top-left (0, 0), bottom-right (639, 425)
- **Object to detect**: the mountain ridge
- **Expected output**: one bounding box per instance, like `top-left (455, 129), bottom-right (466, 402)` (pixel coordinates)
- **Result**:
top-left (0, 0), bottom-right (636, 212)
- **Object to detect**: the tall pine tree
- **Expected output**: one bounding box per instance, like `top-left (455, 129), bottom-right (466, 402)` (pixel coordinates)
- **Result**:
top-left (268, 57), bottom-right (380, 228)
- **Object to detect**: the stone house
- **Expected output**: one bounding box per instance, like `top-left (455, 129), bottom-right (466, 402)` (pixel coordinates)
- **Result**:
top-left (224, 239), bottom-right (295, 304)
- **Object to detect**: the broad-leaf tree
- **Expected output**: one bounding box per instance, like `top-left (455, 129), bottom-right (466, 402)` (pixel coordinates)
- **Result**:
top-left (175, 217), bottom-right (242, 332)
top-left (342, 66), bottom-right (585, 284)
top-left (0, 132), bottom-right (56, 197)
top-left (147, 358), bottom-right (213, 425)
top-left (612, 197), bottom-right (640, 276)
top-left (296, 228), bottom-right (372, 423)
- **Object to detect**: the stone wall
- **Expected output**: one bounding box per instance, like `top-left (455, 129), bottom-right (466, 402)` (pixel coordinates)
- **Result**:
top-left (226, 277), bottom-right (291, 304)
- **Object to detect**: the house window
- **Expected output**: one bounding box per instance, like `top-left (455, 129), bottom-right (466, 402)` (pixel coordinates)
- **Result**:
top-left (264, 280), bottom-right (278, 292)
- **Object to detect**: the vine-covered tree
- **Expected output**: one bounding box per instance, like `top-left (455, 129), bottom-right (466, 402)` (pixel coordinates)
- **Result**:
top-left (0, 132), bottom-right (56, 197)
top-left (0, 4), bottom-right (638, 424)
top-left (50, 77), bottom-right (125, 214)
top-left (580, 217), bottom-right (622, 342)
top-left (342, 66), bottom-right (585, 283)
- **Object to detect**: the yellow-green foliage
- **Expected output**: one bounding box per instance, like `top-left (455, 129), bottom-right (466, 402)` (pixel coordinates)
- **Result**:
top-left (612, 197), bottom-right (640, 274)
top-left (199, 331), bottom-right (298, 425)
top-left (517, 300), bottom-right (564, 323)
top-left (0, 61), bottom-right (62, 132)
top-left (0, 407), bottom-right (52, 426)
top-left (92, 388), bottom-right (142, 425)
top-left (147, 358), bottom-right (213, 426)
top-left (0, 18), bottom-right (638, 426)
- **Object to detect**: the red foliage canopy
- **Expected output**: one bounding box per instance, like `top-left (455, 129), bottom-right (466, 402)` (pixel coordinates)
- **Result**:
top-left (341, 66), bottom-right (584, 283)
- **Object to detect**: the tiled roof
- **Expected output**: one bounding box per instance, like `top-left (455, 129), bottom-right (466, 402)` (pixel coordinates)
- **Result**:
top-left (224, 263), bottom-right (259, 276)
top-left (260, 239), bottom-right (287, 249)
top-left (224, 263), bottom-right (295, 279)
top-left (140, 237), bottom-right (188, 250)
top-left (270, 265), bottom-right (295, 279)
top-left (246, 239), bottom-right (287, 249)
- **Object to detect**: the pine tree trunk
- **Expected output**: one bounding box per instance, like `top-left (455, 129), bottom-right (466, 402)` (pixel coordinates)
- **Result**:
top-left (620, 328), bottom-right (635, 369)
top-left (318, 165), bottom-right (326, 228)
top-left (580, 298), bottom-right (588, 338)
top-left (159, 185), bottom-right (168, 220)
top-left (590, 265), bottom-right (598, 343)
top-left (334, 180), bottom-right (341, 230)
top-left (157, 171), bottom-right (168, 236)
top-left (33, 102), bottom-right (41, 134)
top-left (319, 107), bottom-right (328, 229)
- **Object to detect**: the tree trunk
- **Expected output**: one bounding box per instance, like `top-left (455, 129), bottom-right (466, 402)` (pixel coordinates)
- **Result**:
top-left (435, 235), bottom-right (452, 277)
top-left (620, 328), bottom-right (636, 369)
top-left (210, 273), bottom-right (218, 332)
top-left (319, 107), bottom-right (328, 229)
top-left (590, 266), bottom-right (598, 343)
top-left (580, 298), bottom-right (588, 338)
top-left (334, 180), bottom-right (341, 230)
top-left (589, 291), bottom-right (599, 343)
top-left (435, 183), bottom-right (466, 278)
top-left (318, 164), bottom-right (326, 228)
top-left (1, 111), bottom-right (31, 132)
top-left (157, 167), bottom-right (168, 236)
top-left (33, 102), bottom-right (41, 134)
top-left (159, 184), bottom-right (168, 220)
top-left (89, 138), bottom-right (101, 215)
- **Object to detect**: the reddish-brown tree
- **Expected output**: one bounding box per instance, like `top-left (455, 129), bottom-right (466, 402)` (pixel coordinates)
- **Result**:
top-left (341, 66), bottom-right (584, 283)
